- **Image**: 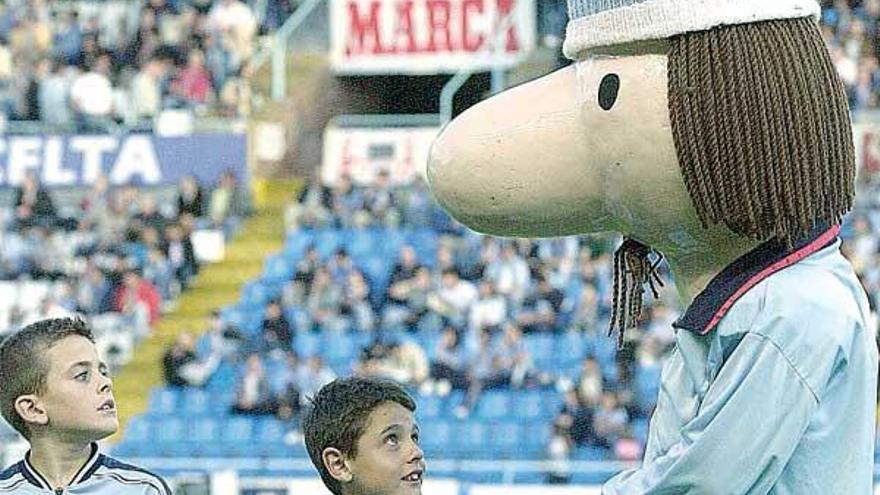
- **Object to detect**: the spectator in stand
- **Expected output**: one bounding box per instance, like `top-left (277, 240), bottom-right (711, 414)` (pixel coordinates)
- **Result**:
top-left (135, 194), bottom-right (167, 233)
top-left (593, 391), bottom-right (629, 449)
top-left (546, 416), bottom-right (573, 484)
top-left (38, 58), bottom-right (73, 127)
top-left (307, 268), bottom-right (345, 332)
top-left (341, 269), bottom-right (375, 332)
top-left (14, 171), bottom-right (57, 230)
top-left (283, 245), bottom-right (321, 308)
top-left (286, 175), bottom-right (331, 230)
top-left (177, 175), bottom-right (204, 218)
top-left (330, 175), bottom-right (364, 228)
top-left (143, 246), bottom-right (175, 301)
top-left (577, 356), bottom-right (606, 407)
top-left (428, 326), bottom-right (470, 394)
top-left (428, 268), bottom-right (477, 329)
top-left (76, 262), bottom-right (111, 315)
top-left (366, 340), bottom-right (429, 388)
top-left (388, 245), bottom-right (421, 291)
top-left (326, 248), bottom-right (355, 287)
top-left (162, 222), bottom-right (198, 288)
top-left (209, 169), bottom-right (248, 232)
top-left (262, 299), bottom-right (293, 353)
top-left (297, 355), bottom-right (336, 402)
top-left (485, 243), bottom-right (531, 313)
top-left (69, 53), bottom-right (114, 133)
top-left (273, 351), bottom-right (302, 420)
top-left (130, 56), bottom-right (169, 124)
top-left (163, 331), bottom-right (198, 387)
top-left (52, 10), bottom-right (82, 66)
top-left (232, 353), bottom-right (275, 415)
top-left (171, 48), bottom-right (213, 107)
top-left (113, 269), bottom-right (161, 332)
top-left (383, 266), bottom-right (433, 332)
top-left (517, 272), bottom-right (564, 333)
top-left (206, 0), bottom-right (257, 74)
top-left (469, 280), bottom-right (507, 335)
top-left (363, 169), bottom-right (397, 227)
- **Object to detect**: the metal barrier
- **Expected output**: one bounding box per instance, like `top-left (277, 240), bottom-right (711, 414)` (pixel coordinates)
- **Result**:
top-left (250, 0), bottom-right (325, 102)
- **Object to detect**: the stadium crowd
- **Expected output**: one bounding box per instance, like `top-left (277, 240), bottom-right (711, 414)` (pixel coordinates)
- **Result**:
top-left (0, 170), bottom-right (250, 373)
top-left (157, 172), bottom-right (699, 471)
top-left (823, 0), bottom-right (880, 109)
top-left (0, 0), bottom-right (289, 129)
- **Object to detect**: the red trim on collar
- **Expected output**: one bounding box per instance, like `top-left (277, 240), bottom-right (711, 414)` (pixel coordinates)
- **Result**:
top-left (698, 225), bottom-right (840, 335)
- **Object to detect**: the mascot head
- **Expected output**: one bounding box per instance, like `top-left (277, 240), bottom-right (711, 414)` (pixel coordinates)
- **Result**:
top-left (427, 0), bottom-right (855, 343)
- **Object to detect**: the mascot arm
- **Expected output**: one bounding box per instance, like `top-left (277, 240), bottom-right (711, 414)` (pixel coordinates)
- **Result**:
top-left (603, 332), bottom-right (817, 494)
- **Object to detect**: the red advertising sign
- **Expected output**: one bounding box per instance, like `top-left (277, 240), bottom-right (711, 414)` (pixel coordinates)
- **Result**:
top-left (331, 0), bottom-right (536, 74)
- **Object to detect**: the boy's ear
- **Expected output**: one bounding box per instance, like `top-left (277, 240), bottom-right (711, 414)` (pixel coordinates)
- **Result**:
top-left (322, 447), bottom-right (353, 484)
top-left (14, 395), bottom-right (48, 427)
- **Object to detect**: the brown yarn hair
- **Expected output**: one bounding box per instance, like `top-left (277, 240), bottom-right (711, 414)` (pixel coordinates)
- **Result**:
top-left (669, 16), bottom-right (854, 243)
top-left (610, 17), bottom-right (855, 341)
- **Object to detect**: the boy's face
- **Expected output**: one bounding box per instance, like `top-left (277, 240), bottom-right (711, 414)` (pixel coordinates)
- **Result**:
top-left (29, 335), bottom-right (118, 441)
top-left (343, 402), bottom-right (425, 495)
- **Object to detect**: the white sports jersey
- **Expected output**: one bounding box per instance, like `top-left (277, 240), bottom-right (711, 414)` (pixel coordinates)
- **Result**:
top-left (0, 443), bottom-right (171, 495)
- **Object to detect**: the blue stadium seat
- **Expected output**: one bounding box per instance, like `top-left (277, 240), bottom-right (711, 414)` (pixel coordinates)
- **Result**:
top-left (315, 230), bottom-right (341, 258)
top-left (348, 229), bottom-right (378, 260)
top-left (222, 417), bottom-right (255, 455)
top-left (573, 445), bottom-right (612, 461)
top-left (417, 395), bottom-right (443, 419)
top-left (522, 423), bottom-right (550, 455)
top-left (148, 388), bottom-right (179, 415)
top-left (263, 255), bottom-right (294, 283)
top-left (181, 389), bottom-right (210, 416)
top-left (189, 418), bottom-right (220, 444)
top-left (379, 230), bottom-right (404, 259)
top-left (555, 332), bottom-right (586, 366)
top-left (513, 472), bottom-right (547, 484)
top-left (156, 417), bottom-right (185, 446)
top-left (284, 231), bottom-right (315, 261)
top-left (490, 421), bottom-right (521, 458)
top-left (322, 332), bottom-right (356, 366)
top-left (632, 418), bottom-right (650, 445)
top-left (475, 391), bottom-right (510, 420)
top-left (254, 418), bottom-right (290, 456)
top-left (570, 468), bottom-right (618, 485)
top-left (455, 421), bottom-right (489, 458)
top-left (527, 334), bottom-right (556, 369)
top-left (241, 281), bottom-right (271, 308)
top-left (122, 415), bottom-right (152, 444)
top-left (513, 391), bottom-right (545, 421)
top-left (634, 364), bottom-right (661, 415)
top-left (419, 419), bottom-right (452, 455)
top-left (294, 331), bottom-right (321, 357)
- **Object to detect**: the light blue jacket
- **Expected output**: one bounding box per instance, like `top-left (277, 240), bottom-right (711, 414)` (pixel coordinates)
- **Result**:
top-left (605, 226), bottom-right (879, 494)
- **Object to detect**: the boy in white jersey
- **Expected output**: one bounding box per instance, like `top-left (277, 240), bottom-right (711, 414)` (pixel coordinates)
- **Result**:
top-left (0, 317), bottom-right (171, 494)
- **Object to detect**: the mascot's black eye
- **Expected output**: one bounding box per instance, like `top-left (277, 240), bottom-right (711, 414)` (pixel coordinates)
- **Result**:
top-left (598, 74), bottom-right (620, 111)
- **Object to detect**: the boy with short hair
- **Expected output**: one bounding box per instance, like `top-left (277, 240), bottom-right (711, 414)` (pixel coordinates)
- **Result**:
top-left (303, 377), bottom-right (425, 495)
top-left (0, 317), bottom-right (172, 494)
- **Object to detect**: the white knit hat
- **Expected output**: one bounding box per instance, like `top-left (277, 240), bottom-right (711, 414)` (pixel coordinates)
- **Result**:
top-left (563, 0), bottom-right (821, 59)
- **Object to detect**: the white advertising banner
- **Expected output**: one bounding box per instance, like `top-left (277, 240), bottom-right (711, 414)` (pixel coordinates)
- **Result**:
top-left (330, 0), bottom-right (536, 74)
top-left (322, 125), bottom-right (441, 186)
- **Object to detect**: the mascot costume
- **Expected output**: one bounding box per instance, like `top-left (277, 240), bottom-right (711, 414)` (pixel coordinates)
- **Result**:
top-left (427, 0), bottom-right (880, 493)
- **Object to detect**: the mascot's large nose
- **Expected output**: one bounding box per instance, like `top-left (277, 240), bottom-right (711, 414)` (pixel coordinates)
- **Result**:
top-left (427, 66), bottom-right (604, 237)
